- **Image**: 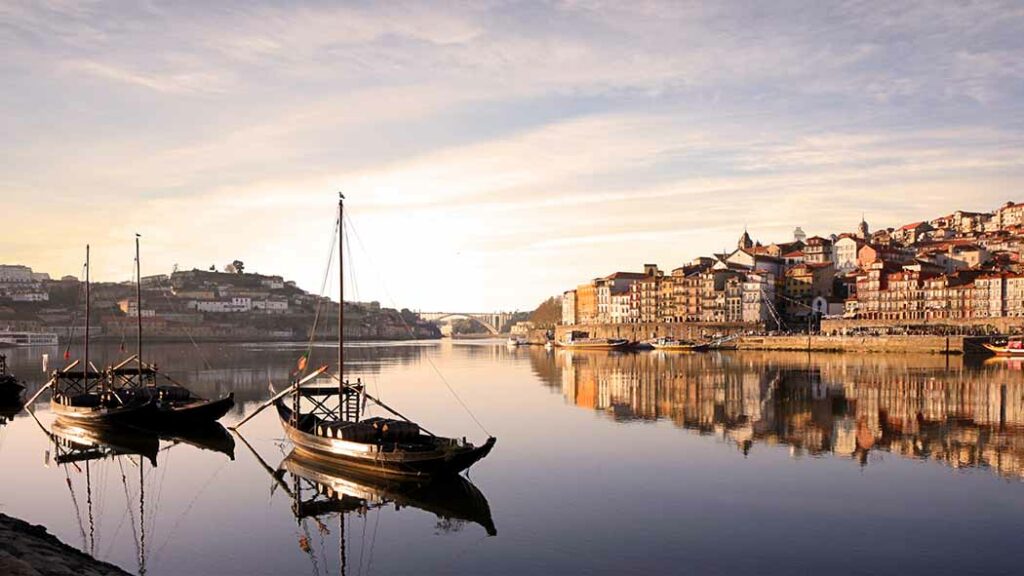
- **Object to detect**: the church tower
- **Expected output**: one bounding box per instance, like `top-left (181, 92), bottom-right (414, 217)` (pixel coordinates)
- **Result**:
top-left (857, 215), bottom-right (869, 239)
top-left (738, 228), bottom-right (754, 250)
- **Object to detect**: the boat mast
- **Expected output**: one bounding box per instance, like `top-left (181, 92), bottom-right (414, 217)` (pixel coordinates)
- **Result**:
top-left (84, 244), bottom-right (90, 393)
top-left (136, 234), bottom-right (143, 384)
top-left (344, 192), bottom-right (348, 389)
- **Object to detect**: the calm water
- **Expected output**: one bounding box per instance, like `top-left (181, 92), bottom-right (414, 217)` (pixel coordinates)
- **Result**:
top-left (2, 342), bottom-right (1024, 575)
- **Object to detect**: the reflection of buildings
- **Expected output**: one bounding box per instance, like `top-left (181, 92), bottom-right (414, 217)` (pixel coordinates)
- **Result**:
top-left (543, 351), bottom-right (1024, 480)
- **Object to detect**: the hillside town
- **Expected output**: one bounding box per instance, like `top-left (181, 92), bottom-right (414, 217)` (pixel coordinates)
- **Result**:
top-left (0, 263), bottom-right (440, 342)
top-left (561, 201), bottom-right (1024, 334)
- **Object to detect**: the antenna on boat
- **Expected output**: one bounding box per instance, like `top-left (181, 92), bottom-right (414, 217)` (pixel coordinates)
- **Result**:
top-left (136, 233), bottom-right (143, 385)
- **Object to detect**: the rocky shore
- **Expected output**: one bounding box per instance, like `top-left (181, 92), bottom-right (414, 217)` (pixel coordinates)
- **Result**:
top-left (0, 514), bottom-right (130, 576)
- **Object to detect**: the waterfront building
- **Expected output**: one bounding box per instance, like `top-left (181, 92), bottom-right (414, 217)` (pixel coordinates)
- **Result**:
top-left (609, 290), bottom-right (632, 324)
top-left (783, 262), bottom-right (834, 317)
top-left (834, 235), bottom-right (864, 271)
top-left (575, 282), bottom-right (598, 325)
top-left (803, 236), bottom-right (833, 264)
top-left (741, 272), bottom-right (776, 325)
top-left (629, 265), bottom-right (663, 324)
top-left (596, 272), bottom-right (647, 323)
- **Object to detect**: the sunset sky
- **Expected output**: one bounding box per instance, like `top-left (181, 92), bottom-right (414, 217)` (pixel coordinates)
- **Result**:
top-left (3, 1), bottom-right (1023, 311)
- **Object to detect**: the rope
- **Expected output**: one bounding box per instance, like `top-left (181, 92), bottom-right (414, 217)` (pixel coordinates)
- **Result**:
top-left (300, 214), bottom-right (339, 380)
top-left (157, 289), bottom-right (213, 371)
top-left (344, 210), bottom-right (491, 437)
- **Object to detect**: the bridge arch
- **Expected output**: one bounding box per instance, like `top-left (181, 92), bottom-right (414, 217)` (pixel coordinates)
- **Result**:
top-left (426, 313), bottom-right (500, 335)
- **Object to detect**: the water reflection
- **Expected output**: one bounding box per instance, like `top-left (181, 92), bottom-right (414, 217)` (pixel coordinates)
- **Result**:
top-left (236, 431), bottom-right (495, 576)
top-left (533, 349), bottom-right (1024, 480)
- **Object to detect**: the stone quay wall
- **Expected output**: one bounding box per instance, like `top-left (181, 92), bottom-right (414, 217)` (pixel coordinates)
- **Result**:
top-left (555, 322), bottom-right (757, 342)
top-left (820, 317), bottom-right (1024, 335)
top-left (735, 334), bottom-right (966, 354)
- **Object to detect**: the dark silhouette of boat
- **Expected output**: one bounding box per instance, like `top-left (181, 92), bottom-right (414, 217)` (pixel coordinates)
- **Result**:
top-left (0, 353), bottom-right (25, 405)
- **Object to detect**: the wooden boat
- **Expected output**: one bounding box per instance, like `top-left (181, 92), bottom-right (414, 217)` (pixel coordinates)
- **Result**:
top-left (0, 354), bottom-right (25, 403)
top-left (983, 337), bottom-right (1024, 357)
top-left (651, 337), bottom-right (710, 352)
top-left (556, 331), bottom-right (630, 350)
top-left (50, 245), bottom-right (158, 427)
top-left (255, 195), bottom-right (496, 480)
top-left (103, 235), bottom-right (234, 427)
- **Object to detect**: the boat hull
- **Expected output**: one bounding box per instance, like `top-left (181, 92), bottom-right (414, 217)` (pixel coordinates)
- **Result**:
top-left (652, 344), bottom-right (709, 352)
top-left (151, 393), bottom-right (235, 427)
top-left (50, 395), bottom-right (157, 428)
top-left (276, 402), bottom-right (495, 479)
top-left (983, 343), bottom-right (1024, 357)
top-left (556, 341), bottom-right (631, 351)
top-left (0, 378), bottom-right (24, 403)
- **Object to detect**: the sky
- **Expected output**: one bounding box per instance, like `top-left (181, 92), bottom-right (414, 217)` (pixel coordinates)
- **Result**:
top-left (2, 1), bottom-right (1023, 311)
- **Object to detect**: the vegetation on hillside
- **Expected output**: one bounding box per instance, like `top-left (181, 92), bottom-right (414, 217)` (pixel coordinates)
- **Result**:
top-left (529, 296), bottom-right (561, 329)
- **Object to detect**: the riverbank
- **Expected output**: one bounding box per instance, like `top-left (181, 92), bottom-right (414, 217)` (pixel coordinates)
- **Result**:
top-left (555, 324), bottom-right (995, 354)
top-left (0, 514), bottom-right (130, 575)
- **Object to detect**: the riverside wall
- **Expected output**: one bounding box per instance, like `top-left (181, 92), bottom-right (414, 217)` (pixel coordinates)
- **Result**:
top-left (555, 322), bottom-right (756, 342)
top-left (555, 323), bottom-right (998, 354)
top-left (735, 334), bottom-right (966, 354)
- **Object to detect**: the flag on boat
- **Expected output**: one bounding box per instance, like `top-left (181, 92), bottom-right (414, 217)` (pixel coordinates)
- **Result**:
top-left (296, 352), bottom-right (309, 373)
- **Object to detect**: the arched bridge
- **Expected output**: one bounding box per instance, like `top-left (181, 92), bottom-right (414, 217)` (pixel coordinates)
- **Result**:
top-left (418, 311), bottom-right (517, 335)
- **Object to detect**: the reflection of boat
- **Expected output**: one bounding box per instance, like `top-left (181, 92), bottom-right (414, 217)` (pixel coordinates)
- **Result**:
top-left (983, 337), bottom-right (1024, 357)
top-left (269, 196), bottom-right (496, 479)
top-left (50, 417), bottom-right (160, 466)
top-left (0, 354), bottom-right (25, 403)
top-left (544, 341), bottom-right (554, 351)
top-left (651, 338), bottom-right (709, 352)
top-left (156, 422), bottom-right (236, 460)
top-left (282, 449), bottom-right (496, 536)
top-left (557, 331), bottom-right (630, 350)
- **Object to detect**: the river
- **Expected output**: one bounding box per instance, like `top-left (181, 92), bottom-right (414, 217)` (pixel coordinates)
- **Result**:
top-left (1, 341), bottom-right (1023, 575)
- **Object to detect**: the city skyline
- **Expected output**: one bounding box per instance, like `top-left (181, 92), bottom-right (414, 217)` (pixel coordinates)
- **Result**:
top-left (4, 1), bottom-right (1023, 310)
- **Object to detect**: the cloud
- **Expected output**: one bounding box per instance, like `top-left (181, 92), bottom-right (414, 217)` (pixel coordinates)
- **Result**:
top-left (2, 0), bottom-right (1023, 309)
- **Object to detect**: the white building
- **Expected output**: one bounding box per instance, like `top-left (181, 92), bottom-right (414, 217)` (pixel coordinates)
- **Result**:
top-left (253, 298), bottom-right (289, 312)
top-left (561, 290), bottom-right (576, 325)
top-left (834, 236), bottom-right (863, 272)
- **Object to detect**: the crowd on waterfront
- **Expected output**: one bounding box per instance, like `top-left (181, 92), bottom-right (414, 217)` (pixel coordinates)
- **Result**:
top-left (561, 201), bottom-right (1024, 334)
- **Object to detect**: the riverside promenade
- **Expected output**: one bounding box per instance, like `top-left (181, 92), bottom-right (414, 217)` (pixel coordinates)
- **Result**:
top-left (554, 323), bottom-right (995, 354)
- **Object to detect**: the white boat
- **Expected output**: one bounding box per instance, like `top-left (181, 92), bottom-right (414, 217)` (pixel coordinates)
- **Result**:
top-left (0, 331), bottom-right (59, 347)
top-left (506, 337), bottom-right (525, 347)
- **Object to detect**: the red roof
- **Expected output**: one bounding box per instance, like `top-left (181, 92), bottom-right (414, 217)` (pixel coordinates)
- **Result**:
top-left (899, 221), bottom-right (926, 231)
top-left (782, 250), bottom-right (805, 258)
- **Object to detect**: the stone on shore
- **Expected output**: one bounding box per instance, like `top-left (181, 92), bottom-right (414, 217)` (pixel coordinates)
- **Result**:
top-left (0, 514), bottom-right (131, 576)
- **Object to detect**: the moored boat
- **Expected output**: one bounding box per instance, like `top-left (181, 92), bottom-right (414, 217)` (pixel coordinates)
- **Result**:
top-left (236, 195), bottom-right (496, 480)
top-left (556, 330), bottom-right (630, 350)
top-left (651, 337), bottom-right (710, 352)
top-left (103, 234), bottom-right (234, 428)
top-left (49, 245), bottom-right (158, 428)
top-left (0, 354), bottom-right (25, 403)
top-left (983, 337), bottom-right (1024, 357)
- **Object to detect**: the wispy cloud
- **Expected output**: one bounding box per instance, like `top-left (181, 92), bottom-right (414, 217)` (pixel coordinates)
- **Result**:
top-left (2, 0), bottom-right (1023, 309)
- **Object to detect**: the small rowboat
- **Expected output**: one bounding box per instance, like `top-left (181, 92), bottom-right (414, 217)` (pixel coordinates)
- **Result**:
top-left (983, 337), bottom-right (1024, 357)
top-left (651, 338), bottom-right (709, 352)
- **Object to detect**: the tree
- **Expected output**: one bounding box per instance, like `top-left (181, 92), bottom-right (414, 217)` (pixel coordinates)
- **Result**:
top-left (224, 260), bottom-right (245, 274)
top-left (529, 296), bottom-right (562, 329)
